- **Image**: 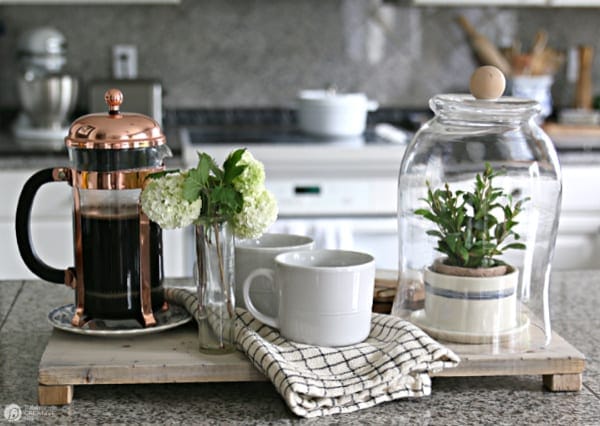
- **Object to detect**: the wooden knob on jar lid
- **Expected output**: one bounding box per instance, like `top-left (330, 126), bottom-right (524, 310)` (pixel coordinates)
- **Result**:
top-left (104, 88), bottom-right (124, 114)
top-left (469, 66), bottom-right (506, 100)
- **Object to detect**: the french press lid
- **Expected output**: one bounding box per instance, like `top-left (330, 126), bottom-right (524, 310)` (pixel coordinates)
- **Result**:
top-left (65, 88), bottom-right (170, 173)
top-left (65, 88), bottom-right (165, 149)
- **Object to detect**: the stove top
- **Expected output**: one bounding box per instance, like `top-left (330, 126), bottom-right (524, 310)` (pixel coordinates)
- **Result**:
top-left (182, 125), bottom-right (408, 146)
top-left (180, 124), bottom-right (410, 178)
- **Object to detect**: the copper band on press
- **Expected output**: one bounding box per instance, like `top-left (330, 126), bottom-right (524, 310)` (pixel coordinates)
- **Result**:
top-left (139, 210), bottom-right (157, 327)
top-left (71, 182), bottom-right (86, 327)
top-left (65, 138), bottom-right (165, 150)
top-left (74, 168), bottom-right (163, 190)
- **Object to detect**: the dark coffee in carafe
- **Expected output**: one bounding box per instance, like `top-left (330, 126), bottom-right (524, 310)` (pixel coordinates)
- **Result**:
top-left (81, 209), bottom-right (164, 320)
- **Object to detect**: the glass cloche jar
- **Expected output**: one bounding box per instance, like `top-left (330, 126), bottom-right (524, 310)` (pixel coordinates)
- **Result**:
top-left (391, 66), bottom-right (561, 352)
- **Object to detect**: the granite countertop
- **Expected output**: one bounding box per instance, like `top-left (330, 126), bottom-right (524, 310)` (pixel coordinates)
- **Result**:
top-left (1, 271), bottom-right (599, 424)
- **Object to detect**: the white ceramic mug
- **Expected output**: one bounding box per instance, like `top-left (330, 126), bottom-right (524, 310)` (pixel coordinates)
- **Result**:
top-left (243, 249), bottom-right (375, 347)
top-left (235, 233), bottom-right (314, 317)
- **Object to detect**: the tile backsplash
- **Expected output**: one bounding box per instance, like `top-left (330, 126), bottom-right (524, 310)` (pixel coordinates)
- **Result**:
top-left (1, 0), bottom-right (599, 110)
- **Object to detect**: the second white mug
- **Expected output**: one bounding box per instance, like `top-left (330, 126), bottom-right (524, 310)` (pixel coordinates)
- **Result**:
top-left (235, 233), bottom-right (314, 317)
top-left (243, 249), bottom-right (375, 347)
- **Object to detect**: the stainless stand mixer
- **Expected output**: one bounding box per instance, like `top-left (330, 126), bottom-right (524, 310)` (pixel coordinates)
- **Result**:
top-left (13, 27), bottom-right (78, 150)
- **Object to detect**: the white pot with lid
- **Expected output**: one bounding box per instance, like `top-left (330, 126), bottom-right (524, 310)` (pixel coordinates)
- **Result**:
top-left (296, 89), bottom-right (379, 137)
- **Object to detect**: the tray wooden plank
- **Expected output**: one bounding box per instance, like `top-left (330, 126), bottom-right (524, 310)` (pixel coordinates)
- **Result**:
top-left (433, 318), bottom-right (585, 378)
top-left (38, 320), bottom-right (584, 401)
top-left (38, 324), bottom-right (266, 387)
top-left (37, 272), bottom-right (586, 405)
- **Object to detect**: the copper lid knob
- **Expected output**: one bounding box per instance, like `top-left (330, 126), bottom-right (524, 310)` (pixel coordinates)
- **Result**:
top-left (104, 88), bottom-right (123, 114)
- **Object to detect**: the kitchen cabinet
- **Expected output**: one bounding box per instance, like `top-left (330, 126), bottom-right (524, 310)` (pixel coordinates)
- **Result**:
top-left (0, 169), bottom-right (188, 279)
top-left (554, 164), bottom-right (600, 270)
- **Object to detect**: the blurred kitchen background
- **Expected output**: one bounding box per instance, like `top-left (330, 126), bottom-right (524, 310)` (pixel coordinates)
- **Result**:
top-left (0, 0), bottom-right (599, 111)
top-left (2, 0), bottom-right (600, 279)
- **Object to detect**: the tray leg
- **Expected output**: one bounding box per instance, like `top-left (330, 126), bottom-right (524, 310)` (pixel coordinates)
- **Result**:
top-left (38, 384), bottom-right (73, 405)
top-left (543, 373), bottom-right (582, 392)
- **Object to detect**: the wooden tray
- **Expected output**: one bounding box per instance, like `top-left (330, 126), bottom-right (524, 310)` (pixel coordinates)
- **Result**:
top-left (38, 315), bottom-right (585, 405)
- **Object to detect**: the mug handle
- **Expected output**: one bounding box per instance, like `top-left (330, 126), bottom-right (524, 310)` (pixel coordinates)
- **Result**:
top-left (243, 268), bottom-right (278, 328)
top-left (15, 167), bottom-right (73, 285)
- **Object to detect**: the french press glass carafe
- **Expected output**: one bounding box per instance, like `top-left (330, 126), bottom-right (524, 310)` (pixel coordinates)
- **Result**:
top-left (16, 89), bottom-right (172, 327)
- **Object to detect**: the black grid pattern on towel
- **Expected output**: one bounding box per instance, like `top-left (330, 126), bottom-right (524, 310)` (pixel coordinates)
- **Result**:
top-left (234, 309), bottom-right (460, 418)
top-left (165, 287), bottom-right (199, 315)
top-left (164, 288), bottom-right (460, 418)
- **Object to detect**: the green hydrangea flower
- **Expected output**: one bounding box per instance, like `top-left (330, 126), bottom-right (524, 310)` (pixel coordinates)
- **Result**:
top-left (232, 150), bottom-right (265, 193)
top-left (140, 149), bottom-right (278, 239)
top-left (141, 172), bottom-right (202, 230)
top-left (232, 187), bottom-right (278, 239)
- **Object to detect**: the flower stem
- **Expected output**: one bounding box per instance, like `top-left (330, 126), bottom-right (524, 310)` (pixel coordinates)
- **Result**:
top-left (212, 221), bottom-right (235, 347)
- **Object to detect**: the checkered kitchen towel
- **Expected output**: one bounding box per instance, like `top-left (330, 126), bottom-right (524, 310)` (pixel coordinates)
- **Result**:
top-left (165, 287), bottom-right (460, 418)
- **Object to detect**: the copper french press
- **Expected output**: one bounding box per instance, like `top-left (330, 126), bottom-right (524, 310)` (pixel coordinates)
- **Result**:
top-left (15, 89), bottom-right (171, 327)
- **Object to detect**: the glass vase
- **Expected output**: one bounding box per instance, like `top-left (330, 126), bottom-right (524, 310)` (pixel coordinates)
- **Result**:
top-left (195, 219), bottom-right (236, 354)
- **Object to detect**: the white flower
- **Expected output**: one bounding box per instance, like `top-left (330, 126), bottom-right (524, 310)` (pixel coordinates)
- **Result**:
top-left (232, 151), bottom-right (265, 193)
top-left (141, 172), bottom-right (202, 230)
top-left (232, 188), bottom-right (278, 239)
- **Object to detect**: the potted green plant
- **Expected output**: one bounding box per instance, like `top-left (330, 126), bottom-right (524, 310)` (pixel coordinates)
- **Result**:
top-left (411, 163), bottom-right (529, 343)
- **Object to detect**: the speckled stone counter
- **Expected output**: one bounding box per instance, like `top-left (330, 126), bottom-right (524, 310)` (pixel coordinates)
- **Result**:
top-left (1, 271), bottom-right (599, 425)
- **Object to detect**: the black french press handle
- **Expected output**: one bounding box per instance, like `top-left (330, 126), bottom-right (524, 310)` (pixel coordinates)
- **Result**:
top-left (15, 167), bottom-right (71, 284)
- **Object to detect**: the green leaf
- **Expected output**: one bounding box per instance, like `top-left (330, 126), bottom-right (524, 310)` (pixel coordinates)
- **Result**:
top-left (182, 168), bottom-right (204, 202)
top-left (459, 246), bottom-right (470, 263)
top-left (197, 153), bottom-right (216, 182)
top-left (145, 169), bottom-right (180, 180)
top-left (456, 209), bottom-right (465, 228)
top-left (212, 186), bottom-right (243, 215)
top-left (192, 152), bottom-right (220, 183)
top-left (426, 230), bottom-right (443, 239)
top-left (501, 242), bottom-right (527, 251)
top-left (224, 148), bottom-right (246, 169)
top-left (415, 209), bottom-right (439, 223)
top-left (446, 233), bottom-right (457, 252)
top-left (224, 165), bottom-right (247, 185)
top-left (223, 148), bottom-right (247, 184)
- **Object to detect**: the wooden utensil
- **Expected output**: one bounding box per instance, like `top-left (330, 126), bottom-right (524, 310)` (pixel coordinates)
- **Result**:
top-left (529, 30), bottom-right (548, 75)
top-left (539, 47), bottom-right (565, 75)
top-left (456, 15), bottom-right (512, 76)
top-left (574, 45), bottom-right (594, 109)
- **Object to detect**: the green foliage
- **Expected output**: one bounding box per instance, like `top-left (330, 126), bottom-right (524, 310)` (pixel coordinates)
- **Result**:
top-left (415, 163), bottom-right (528, 268)
top-left (182, 149), bottom-right (247, 222)
top-left (146, 169), bottom-right (181, 180)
